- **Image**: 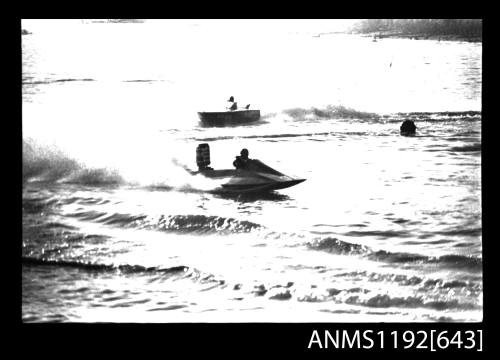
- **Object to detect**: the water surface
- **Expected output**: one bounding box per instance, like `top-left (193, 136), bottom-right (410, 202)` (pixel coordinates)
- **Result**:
top-left (22, 20), bottom-right (481, 322)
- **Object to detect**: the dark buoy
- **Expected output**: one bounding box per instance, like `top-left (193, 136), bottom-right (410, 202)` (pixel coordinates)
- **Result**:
top-left (400, 120), bottom-right (416, 136)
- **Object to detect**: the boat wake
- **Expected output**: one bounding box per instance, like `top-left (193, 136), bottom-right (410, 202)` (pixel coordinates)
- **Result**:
top-left (23, 138), bottom-right (226, 192)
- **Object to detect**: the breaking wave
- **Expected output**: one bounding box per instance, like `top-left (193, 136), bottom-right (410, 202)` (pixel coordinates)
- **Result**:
top-left (66, 211), bottom-right (263, 234)
top-left (307, 237), bottom-right (367, 254)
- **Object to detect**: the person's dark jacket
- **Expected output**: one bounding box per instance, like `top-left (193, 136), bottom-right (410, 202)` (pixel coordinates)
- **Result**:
top-left (233, 156), bottom-right (249, 169)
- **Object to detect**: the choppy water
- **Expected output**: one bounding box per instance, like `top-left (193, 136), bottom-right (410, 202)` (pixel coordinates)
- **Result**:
top-left (22, 20), bottom-right (481, 322)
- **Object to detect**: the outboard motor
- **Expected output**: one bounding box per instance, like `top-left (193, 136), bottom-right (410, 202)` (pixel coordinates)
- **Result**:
top-left (196, 143), bottom-right (211, 170)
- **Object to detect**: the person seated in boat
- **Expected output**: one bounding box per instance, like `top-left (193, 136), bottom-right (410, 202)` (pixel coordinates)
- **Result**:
top-left (226, 96), bottom-right (238, 111)
top-left (233, 148), bottom-right (250, 169)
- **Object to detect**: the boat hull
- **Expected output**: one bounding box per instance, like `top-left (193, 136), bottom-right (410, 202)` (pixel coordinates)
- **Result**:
top-left (198, 110), bottom-right (260, 126)
top-left (193, 166), bottom-right (305, 194)
top-left (219, 178), bottom-right (305, 194)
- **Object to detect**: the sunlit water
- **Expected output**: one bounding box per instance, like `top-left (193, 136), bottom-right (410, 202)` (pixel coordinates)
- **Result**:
top-left (22, 20), bottom-right (481, 322)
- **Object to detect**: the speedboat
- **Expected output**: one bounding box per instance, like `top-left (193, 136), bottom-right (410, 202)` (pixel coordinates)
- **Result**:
top-left (194, 159), bottom-right (306, 194)
top-left (198, 109), bottom-right (260, 126)
top-left (193, 143), bottom-right (305, 194)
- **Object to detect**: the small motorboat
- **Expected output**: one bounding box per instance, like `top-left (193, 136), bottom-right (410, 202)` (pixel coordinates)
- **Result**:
top-left (196, 161), bottom-right (305, 194)
top-left (193, 144), bottom-right (305, 194)
top-left (198, 109), bottom-right (260, 126)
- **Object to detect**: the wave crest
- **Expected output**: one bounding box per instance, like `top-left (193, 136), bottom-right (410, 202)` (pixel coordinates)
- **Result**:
top-left (22, 257), bottom-right (188, 275)
top-left (67, 211), bottom-right (263, 234)
top-left (308, 237), bottom-right (367, 254)
top-left (310, 237), bottom-right (482, 271)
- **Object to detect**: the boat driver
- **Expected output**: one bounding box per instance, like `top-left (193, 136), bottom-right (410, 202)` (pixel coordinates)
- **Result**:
top-left (233, 148), bottom-right (250, 169)
top-left (227, 96), bottom-right (238, 111)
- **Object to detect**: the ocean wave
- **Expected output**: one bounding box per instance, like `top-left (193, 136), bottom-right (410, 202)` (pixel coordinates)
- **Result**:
top-left (22, 196), bottom-right (60, 214)
top-left (38, 222), bottom-right (79, 231)
top-left (22, 257), bottom-right (224, 288)
top-left (279, 105), bottom-right (480, 123)
top-left (395, 110), bottom-right (481, 120)
top-left (434, 227), bottom-right (482, 237)
top-left (448, 144), bottom-right (482, 152)
top-left (335, 270), bottom-right (481, 291)
top-left (137, 214), bottom-right (263, 234)
top-left (308, 237), bottom-right (367, 254)
top-left (309, 237), bottom-right (482, 271)
top-left (298, 276), bottom-right (481, 309)
top-left (344, 229), bottom-right (412, 238)
top-left (345, 294), bottom-right (478, 310)
top-left (67, 211), bottom-right (263, 234)
top-left (149, 214), bottom-right (262, 234)
top-left (368, 250), bottom-right (482, 271)
top-left (22, 257), bottom-right (188, 275)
